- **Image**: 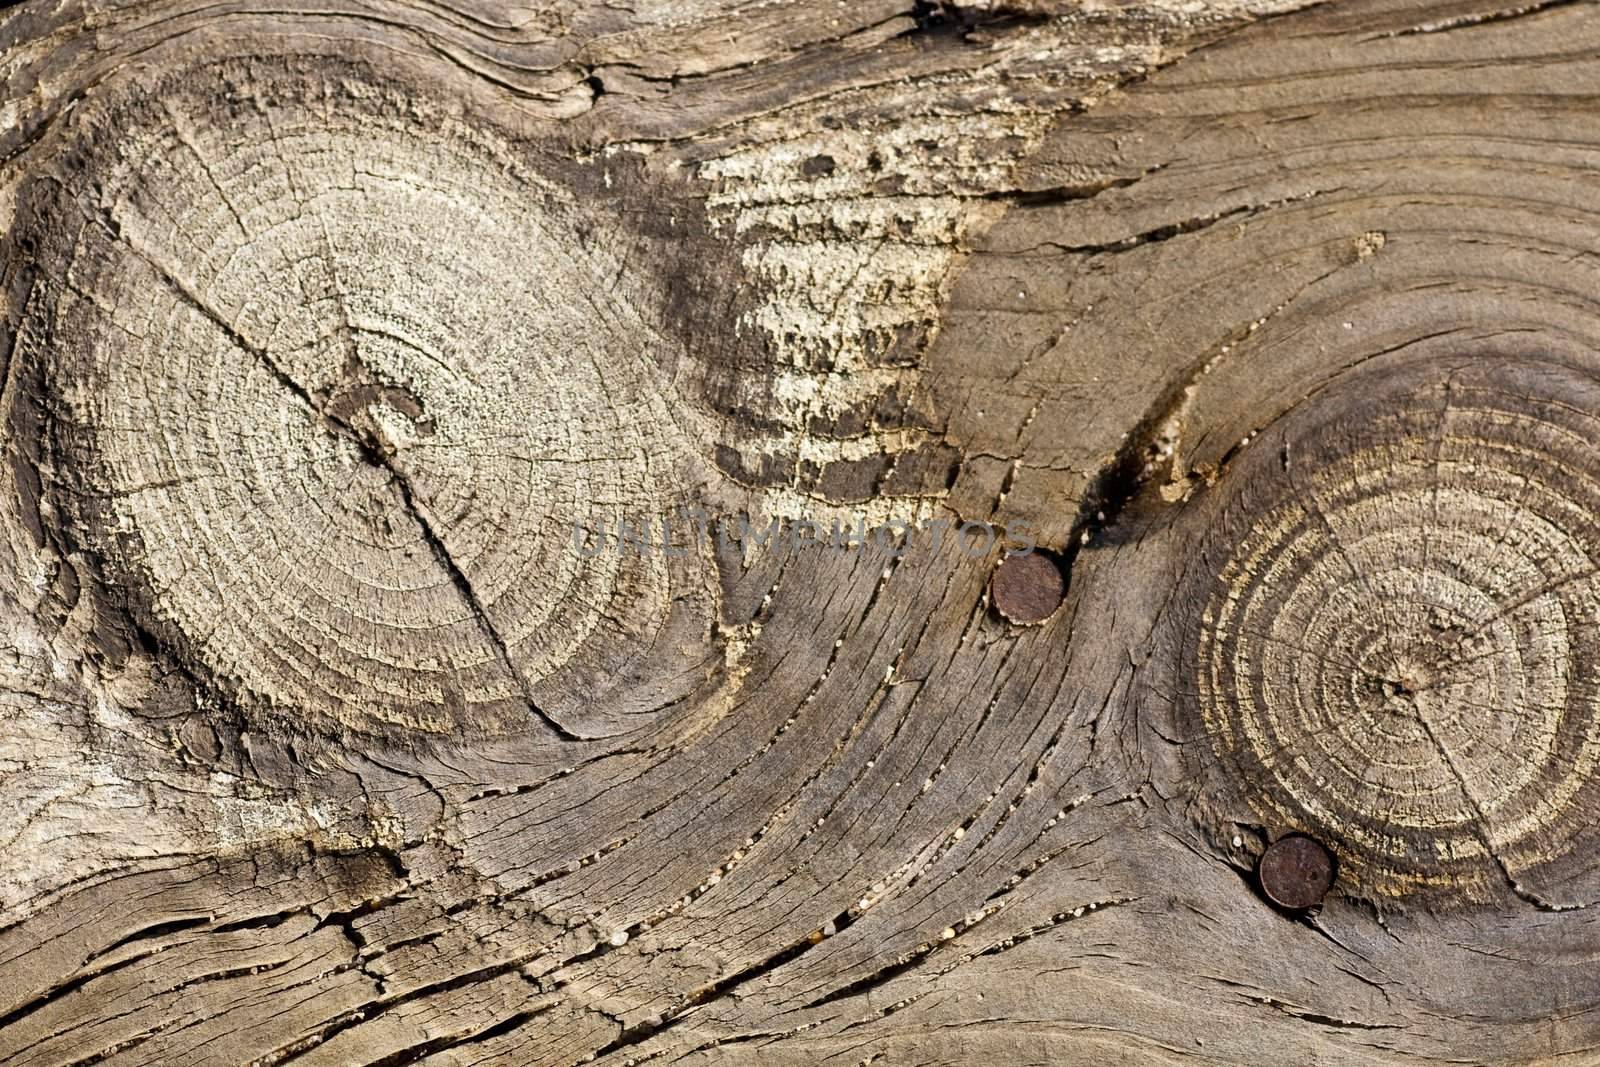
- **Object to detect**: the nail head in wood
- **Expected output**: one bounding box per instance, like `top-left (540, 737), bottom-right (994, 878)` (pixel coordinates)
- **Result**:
top-left (989, 552), bottom-right (1064, 626)
top-left (1257, 834), bottom-right (1335, 911)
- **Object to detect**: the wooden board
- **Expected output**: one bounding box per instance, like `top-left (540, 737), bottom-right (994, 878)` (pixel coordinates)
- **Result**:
top-left (3, 0), bottom-right (1600, 1062)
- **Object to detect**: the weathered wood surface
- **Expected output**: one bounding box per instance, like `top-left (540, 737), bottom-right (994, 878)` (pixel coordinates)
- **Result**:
top-left (3, 0), bottom-right (1600, 1063)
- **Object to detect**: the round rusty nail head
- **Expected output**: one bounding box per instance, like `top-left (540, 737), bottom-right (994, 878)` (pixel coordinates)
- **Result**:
top-left (990, 552), bottom-right (1065, 625)
top-left (1257, 834), bottom-right (1335, 910)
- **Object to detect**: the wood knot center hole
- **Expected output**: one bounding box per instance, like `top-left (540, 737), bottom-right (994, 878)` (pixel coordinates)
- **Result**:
top-left (1380, 676), bottom-right (1416, 700)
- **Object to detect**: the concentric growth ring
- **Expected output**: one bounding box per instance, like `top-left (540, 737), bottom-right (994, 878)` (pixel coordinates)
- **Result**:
top-left (18, 59), bottom-right (704, 737)
top-left (1188, 359), bottom-right (1600, 902)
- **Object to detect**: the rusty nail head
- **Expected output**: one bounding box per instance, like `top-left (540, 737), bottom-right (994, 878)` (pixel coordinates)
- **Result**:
top-left (1257, 834), bottom-right (1335, 910)
top-left (990, 552), bottom-right (1065, 625)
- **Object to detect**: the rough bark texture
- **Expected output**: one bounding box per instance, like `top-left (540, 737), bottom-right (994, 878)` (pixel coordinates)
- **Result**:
top-left (3, 0), bottom-right (1600, 1063)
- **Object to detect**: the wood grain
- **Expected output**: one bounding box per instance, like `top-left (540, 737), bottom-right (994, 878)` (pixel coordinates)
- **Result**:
top-left (3, 0), bottom-right (1599, 1064)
